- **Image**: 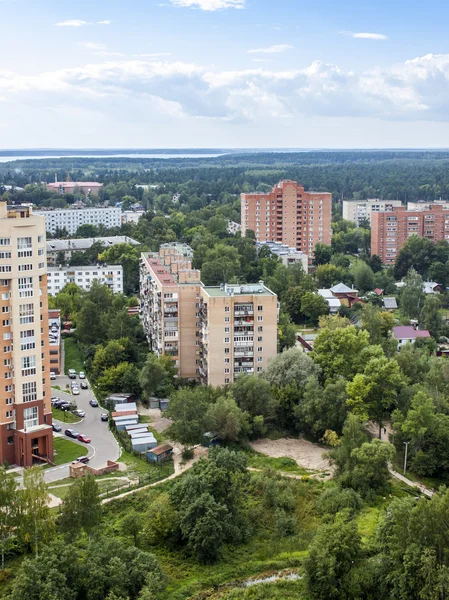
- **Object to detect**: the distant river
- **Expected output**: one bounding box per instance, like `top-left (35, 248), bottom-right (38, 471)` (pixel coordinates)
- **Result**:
top-left (0, 153), bottom-right (226, 163)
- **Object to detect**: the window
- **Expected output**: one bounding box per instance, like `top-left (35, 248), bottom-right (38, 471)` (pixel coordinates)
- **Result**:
top-left (18, 277), bottom-right (33, 298)
top-left (258, 357), bottom-right (263, 362)
top-left (225, 327), bottom-right (230, 333)
top-left (225, 378), bottom-right (230, 384)
top-left (1, 306), bottom-right (8, 313)
top-left (0, 266), bottom-right (11, 273)
top-left (0, 239), bottom-right (10, 246)
top-left (21, 355), bottom-right (36, 377)
top-left (23, 406), bottom-right (38, 429)
top-left (7, 437), bottom-right (13, 445)
top-left (225, 307), bottom-right (230, 312)
top-left (3, 333), bottom-right (10, 340)
top-left (224, 337), bottom-right (230, 343)
top-left (18, 264), bottom-right (33, 272)
top-left (38, 235), bottom-right (43, 243)
top-left (22, 381), bottom-right (37, 403)
top-left (225, 368), bottom-right (230, 374)
top-left (38, 248), bottom-right (44, 256)
top-left (258, 347), bottom-right (263, 352)
top-left (225, 358), bottom-right (230, 364)
top-left (225, 317), bottom-right (230, 323)
top-left (17, 237), bottom-right (32, 250)
top-left (258, 305), bottom-right (263, 311)
top-left (0, 252), bottom-right (11, 259)
top-left (5, 397), bottom-right (12, 405)
top-left (4, 385), bottom-right (12, 392)
top-left (20, 330), bottom-right (35, 351)
top-left (257, 316), bottom-right (263, 322)
top-left (3, 359), bottom-right (10, 366)
top-left (19, 303), bottom-right (34, 324)
top-left (258, 336), bottom-right (263, 342)
top-left (38, 262), bottom-right (45, 269)
top-left (18, 249), bottom-right (32, 258)
top-left (5, 411), bottom-right (13, 419)
top-left (225, 348), bottom-right (230, 354)
top-left (2, 320), bottom-right (9, 327)
top-left (1, 280), bottom-right (8, 286)
top-left (258, 326), bottom-right (263, 332)
top-left (257, 367), bottom-right (262, 372)
top-left (4, 346), bottom-right (11, 353)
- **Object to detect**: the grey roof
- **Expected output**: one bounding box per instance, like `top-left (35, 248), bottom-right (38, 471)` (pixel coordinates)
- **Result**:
top-left (383, 297), bottom-right (398, 309)
top-left (46, 236), bottom-right (139, 252)
top-left (330, 283), bottom-right (358, 294)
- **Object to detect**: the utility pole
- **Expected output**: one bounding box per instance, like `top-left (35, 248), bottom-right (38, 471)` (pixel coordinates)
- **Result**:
top-left (403, 441), bottom-right (411, 474)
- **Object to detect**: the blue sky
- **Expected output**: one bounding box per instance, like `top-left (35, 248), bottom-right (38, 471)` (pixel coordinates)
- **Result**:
top-left (2, 0), bottom-right (449, 148)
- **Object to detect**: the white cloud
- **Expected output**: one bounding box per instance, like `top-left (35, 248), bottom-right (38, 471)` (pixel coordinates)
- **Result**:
top-left (133, 53), bottom-right (172, 58)
top-left (169, 0), bottom-right (244, 10)
top-left (79, 42), bottom-right (107, 51)
top-left (341, 31), bottom-right (388, 40)
top-left (94, 51), bottom-right (125, 57)
top-left (56, 20), bottom-right (88, 27)
top-left (96, 20), bottom-right (111, 25)
top-left (248, 44), bottom-right (293, 54)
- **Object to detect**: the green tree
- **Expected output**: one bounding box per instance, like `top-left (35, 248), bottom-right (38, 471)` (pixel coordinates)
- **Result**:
top-left (313, 243), bottom-right (332, 266)
top-left (121, 511), bottom-right (143, 546)
top-left (99, 243), bottom-right (141, 295)
top-left (59, 474), bottom-right (102, 540)
top-left (296, 376), bottom-right (349, 438)
top-left (351, 260), bottom-right (375, 293)
top-left (139, 353), bottom-right (176, 400)
top-left (206, 395), bottom-right (250, 443)
top-left (0, 468), bottom-right (18, 570)
top-left (400, 268), bottom-right (425, 319)
top-left (282, 286), bottom-right (303, 322)
top-left (264, 347), bottom-right (320, 389)
top-left (313, 326), bottom-right (370, 381)
top-left (230, 374), bottom-right (275, 421)
top-left (346, 439), bottom-right (395, 497)
top-left (200, 245), bottom-right (241, 285)
top-left (300, 292), bottom-right (329, 323)
top-left (166, 387), bottom-right (217, 447)
top-left (19, 467), bottom-right (51, 558)
top-left (420, 294), bottom-right (442, 339)
top-left (97, 362), bottom-right (141, 397)
top-left (278, 311), bottom-right (298, 350)
top-left (315, 264), bottom-right (347, 288)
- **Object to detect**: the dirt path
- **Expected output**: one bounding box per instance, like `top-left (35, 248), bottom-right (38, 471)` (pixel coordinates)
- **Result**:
top-left (250, 437), bottom-right (334, 473)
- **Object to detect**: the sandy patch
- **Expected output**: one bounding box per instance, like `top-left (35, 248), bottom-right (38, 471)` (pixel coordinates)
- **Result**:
top-left (250, 437), bottom-right (334, 472)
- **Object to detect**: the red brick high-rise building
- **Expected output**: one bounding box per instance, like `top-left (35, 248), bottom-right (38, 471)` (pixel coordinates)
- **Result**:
top-left (241, 181), bottom-right (332, 258)
top-left (371, 204), bottom-right (449, 264)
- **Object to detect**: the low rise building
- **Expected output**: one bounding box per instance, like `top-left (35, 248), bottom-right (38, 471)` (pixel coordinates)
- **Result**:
top-left (393, 325), bottom-right (431, 347)
top-left (227, 221), bottom-right (242, 235)
top-left (256, 241), bottom-right (308, 271)
top-left (122, 211), bottom-right (145, 224)
top-left (47, 265), bottom-right (123, 295)
top-left (46, 236), bottom-right (139, 266)
top-left (46, 182), bottom-right (103, 196)
top-left (343, 199), bottom-right (402, 226)
top-left (36, 206), bottom-right (121, 235)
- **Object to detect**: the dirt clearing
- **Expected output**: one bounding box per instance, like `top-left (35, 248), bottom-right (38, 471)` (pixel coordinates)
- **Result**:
top-left (250, 437), bottom-right (334, 473)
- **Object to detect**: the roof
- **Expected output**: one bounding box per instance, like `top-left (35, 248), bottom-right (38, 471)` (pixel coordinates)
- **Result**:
top-left (147, 443), bottom-right (173, 456)
top-left (142, 255), bottom-right (177, 286)
top-left (47, 182), bottom-right (103, 188)
top-left (46, 236), bottom-right (139, 252)
top-left (423, 282), bottom-right (441, 294)
top-left (393, 326), bottom-right (431, 340)
top-left (318, 288), bottom-right (334, 299)
top-left (383, 297), bottom-right (398, 309)
top-left (374, 288), bottom-right (384, 296)
top-left (115, 402), bottom-right (137, 412)
top-left (130, 432), bottom-right (156, 440)
top-left (202, 283), bottom-right (274, 297)
top-left (330, 283), bottom-right (358, 294)
top-left (111, 410), bottom-right (137, 418)
top-left (326, 298), bottom-right (341, 308)
top-left (131, 436), bottom-right (157, 446)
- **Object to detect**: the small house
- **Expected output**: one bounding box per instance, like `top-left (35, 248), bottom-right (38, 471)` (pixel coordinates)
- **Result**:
top-left (393, 325), bottom-right (431, 347)
top-left (146, 443), bottom-right (173, 463)
top-left (383, 297), bottom-right (398, 311)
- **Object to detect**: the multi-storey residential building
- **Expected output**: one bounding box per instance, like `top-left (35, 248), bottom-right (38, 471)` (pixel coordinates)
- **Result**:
top-left (139, 244), bottom-right (279, 386)
top-left (343, 199), bottom-right (403, 226)
top-left (198, 283), bottom-right (278, 387)
top-left (371, 204), bottom-right (449, 264)
top-left (122, 211), bottom-right (145, 224)
top-left (407, 201), bottom-right (449, 211)
top-left (241, 180), bottom-right (332, 258)
top-left (48, 309), bottom-right (61, 374)
top-left (47, 265), bottom-right (123, 295)
top-left (35, 207), bottom-right (121, 235)
top-left (0, 203), bottom-right (53, 467)
top-left (46, 182), bottom-right (103, 196)
top-left (46, 235), bottom-right (139, 266)
top-left (256, 241), bottom-right (308, 271)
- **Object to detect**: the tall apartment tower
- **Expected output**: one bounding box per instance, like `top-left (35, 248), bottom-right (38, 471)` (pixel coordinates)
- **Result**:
top-left (371, 204), bottom-right (449, 264)
top-left (241, 180), bottom-right (332, 257)
top-left (0, 203), bottom-right (53, 467)
top-left (140, 244), bottom-right (279, 386)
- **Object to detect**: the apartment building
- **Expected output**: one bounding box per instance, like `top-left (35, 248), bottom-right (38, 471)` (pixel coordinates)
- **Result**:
top-left (0, 203), bottom-right (53, 467)
top-left (198, 283), bottom-right (278, 387)
top-left (48, 309), bottom-right (61, 374)
top-left (407, 201), bottom-right (449, 211)
top-left (46, 182), bottom-right (103, 196)
top-left (139, 243), bottom-right (279, 386)
top-left (371, 204), bottom-right (449, 264)
top-left (256, 241), bottom-right (308, 271)
top-left (241, 180), bottom-right (332, 258)
top-left (47, 265), bottom-right (123, 295)
top-left (343, 199), bottom-right (403, 226)
top-left (46, 235), bottom-right (139, 266)
top-left (35, 207), bottom-right (122, 235)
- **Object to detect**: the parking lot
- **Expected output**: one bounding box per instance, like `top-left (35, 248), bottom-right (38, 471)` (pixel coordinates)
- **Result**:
top-left (46, 373), bottom-right (120, 483)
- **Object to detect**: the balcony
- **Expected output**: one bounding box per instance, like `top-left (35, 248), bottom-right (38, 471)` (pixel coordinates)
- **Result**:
top-left (234, 350), bottom-right (253, 357)
top-left (234, 309), bottom-right (254, 316)
top-left (234, 319), bottom-right (254, 326)
top-left (234, 340), bottom-right (253, 347)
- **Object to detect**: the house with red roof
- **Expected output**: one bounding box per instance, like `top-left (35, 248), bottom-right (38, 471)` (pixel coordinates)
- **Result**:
top-left (392, 325), bottom-right (431, 347)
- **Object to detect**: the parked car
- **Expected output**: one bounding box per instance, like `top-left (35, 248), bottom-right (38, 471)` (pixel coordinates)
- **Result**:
top-left (89, 399), bottom-right (98, 407)
top-left (72, 456), bottom-right (89, 464)
top-left (51, 397), bottom-right (61, 406)
top-left (68, 369), bottom-right (77, 379)
top-left (52, 424), bottom-right (62, 432)
top-left (50, 372), bottom-right (56, 380)
top-left (79, 371), bottom-right (86, 379)
top-left (60, 403), bottom-right (73, 411)
top-left (80, 381), bottom-right (88, 389)
top-left (72, 387), bottom-right (80, 396)
top-left (77, 434), bottom-right (91, 444)
top-left (72, 409), bottom-right (85, 418)
top-left (64, 429), bottom-right (80, 439)
top-left (101, 413), bottom-right (109, 422)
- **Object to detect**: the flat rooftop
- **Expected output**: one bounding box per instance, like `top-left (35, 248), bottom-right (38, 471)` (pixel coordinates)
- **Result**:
top-left (47, 236), bottom-right (139, 252)
top-left (142, 255), bottom-right (176, 286)
top-left (202, 283), bottom-right (275, 297)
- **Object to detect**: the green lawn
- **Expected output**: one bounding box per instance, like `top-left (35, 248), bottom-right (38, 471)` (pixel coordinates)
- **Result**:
top-left (63, 338), bottom-right (84, 375)
top-left (52, 407), bottom-right (80, 424)
top-left (245, 451), bottom-right (314, 476)
top-left (52, 437), bottom-right (87, 466)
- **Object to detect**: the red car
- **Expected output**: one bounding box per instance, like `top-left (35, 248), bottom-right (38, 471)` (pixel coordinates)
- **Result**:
top-left (77, 434), bottom-right (91, 444)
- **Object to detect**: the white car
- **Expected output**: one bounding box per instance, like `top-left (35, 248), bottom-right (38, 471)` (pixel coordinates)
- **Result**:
top-left (79, 372), bottom-right (86, 379)
top-left (50, 372), bottom-right (56, 380)
top-left (72, 386), bottom-right (80, 396)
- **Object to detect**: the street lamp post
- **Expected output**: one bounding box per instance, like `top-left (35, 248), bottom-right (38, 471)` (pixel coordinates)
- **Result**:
top-left (403, 441), bottom-right (411, 474)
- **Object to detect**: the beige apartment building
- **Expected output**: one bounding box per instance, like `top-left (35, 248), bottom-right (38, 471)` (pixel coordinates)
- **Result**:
top-left (140, 243), bottom-right (279, 386)
top-left (0, 203), bottom-right (53, 467)
top-left (241, 180), bottom-right (332, 258)
top-left (343, 199), bottom-right (403, 226)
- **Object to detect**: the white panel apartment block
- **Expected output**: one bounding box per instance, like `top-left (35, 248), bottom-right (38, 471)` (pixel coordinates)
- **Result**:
top-left (35, 207), bottom-right (122, 235)
top-left (47, 265), bottom-right (123, 295)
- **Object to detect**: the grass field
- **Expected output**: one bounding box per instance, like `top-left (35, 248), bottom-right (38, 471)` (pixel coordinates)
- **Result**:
top-left (245, 451), bottom-right (313, 475)
top-left (52, 407), bottom-right (80, 424)
top-left (63, 338), bottom-right (84, 375)
top-left (52, 437), bottom-right (87, 466)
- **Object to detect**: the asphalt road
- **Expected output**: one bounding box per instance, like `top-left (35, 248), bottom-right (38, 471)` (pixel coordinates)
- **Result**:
top-left (45, 374), bottom-right (120, 483)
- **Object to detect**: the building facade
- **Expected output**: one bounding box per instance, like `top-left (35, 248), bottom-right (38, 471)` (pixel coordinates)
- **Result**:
top-left (47, 265), bottom-right (123, 295)
top-left (241, 180), bottom-right (332, 258)
top-left (46, 182), bottom-right (103, 196)
top-left (0, 203), bottom-right (53, 467)
top-left (139, 244), bottom-right (279, 386)
top-left (371, 205), bottom-right (449, 264)
top-left (46, 235), bottom-right (139, 266)
top-left (343, 199), bottom-right (403, 226)
top-left (256, 241), bottom-right (308, 271)
top-left (36, 207), bottom-right (122, 235)
top-left (48, 309), bottom-right (61, 374)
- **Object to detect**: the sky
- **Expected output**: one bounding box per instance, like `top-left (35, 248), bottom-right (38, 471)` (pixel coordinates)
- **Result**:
top-left (2, 0), bottom-right (449, 149)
